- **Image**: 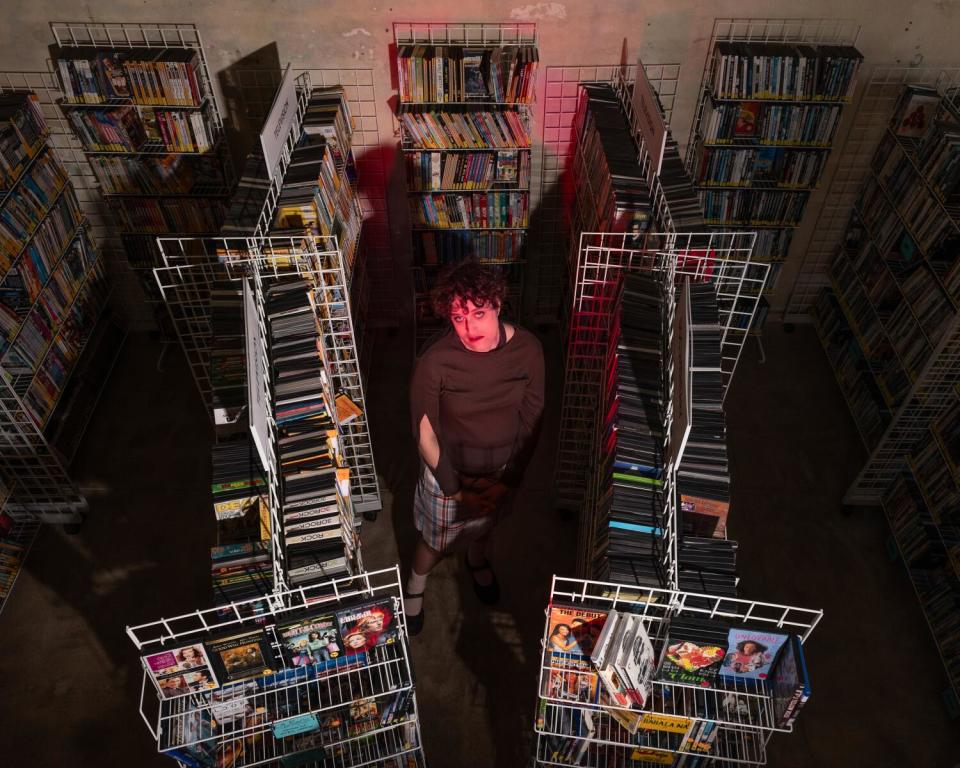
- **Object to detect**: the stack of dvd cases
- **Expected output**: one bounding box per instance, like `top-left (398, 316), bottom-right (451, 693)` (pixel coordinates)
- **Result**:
top-left (593, 272), bottom-right (668, 587)
top-left (677, 282), bottom-right (737, 597)
top-left (266, 279), bottom-right (356, 587)
top-left (210, 437), bottom-right (273, 604)
top-left (575, 83), bottom-right (652, 234)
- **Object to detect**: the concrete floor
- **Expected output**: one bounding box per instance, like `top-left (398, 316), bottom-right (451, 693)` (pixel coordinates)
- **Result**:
top-left (0, 322), bottom-right (957, 767)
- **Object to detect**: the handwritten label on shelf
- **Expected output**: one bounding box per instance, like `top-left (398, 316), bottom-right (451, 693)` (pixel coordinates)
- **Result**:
top-left (261, 64), bottom-right (296, 181)
top-left (631, 56), bottom-right (668, 178)
top-left (272, 712), bottom-right (320, 739)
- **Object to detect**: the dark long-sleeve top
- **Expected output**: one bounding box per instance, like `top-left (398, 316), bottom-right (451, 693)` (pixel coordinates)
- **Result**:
top-left (410, 323), bottom-right (545, 496)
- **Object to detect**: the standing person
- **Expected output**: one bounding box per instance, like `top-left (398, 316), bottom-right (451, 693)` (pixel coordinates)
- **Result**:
top-left (405, 261), bottom-right (545, 635)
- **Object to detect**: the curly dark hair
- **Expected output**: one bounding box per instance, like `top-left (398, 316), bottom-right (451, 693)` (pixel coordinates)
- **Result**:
top-left (430, 261), bottom-right (506, 319)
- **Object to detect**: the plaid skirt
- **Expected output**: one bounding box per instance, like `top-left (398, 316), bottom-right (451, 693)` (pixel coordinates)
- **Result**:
top-left (413, 462), bottom-right (509, 553)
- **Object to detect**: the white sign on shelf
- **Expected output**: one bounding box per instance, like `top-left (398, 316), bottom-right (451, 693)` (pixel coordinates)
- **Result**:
top-left (244, 278), bottom-right (271, 472)
top-left (260, 63), bottom-right (296, 181)
top-left (631, 56), bottom-right (668, 178)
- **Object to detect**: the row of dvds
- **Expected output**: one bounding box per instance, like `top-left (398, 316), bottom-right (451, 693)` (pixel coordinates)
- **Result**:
top-left (2, 233), bottom-right (102, 377)
top-left (67, 104), bottom-right (216, 154)
top-left (138, 594), bottom-right (406, 723)
top-left (831, 240), bottom-right (929, 386)
top-left (212, 437), bottom-right (267, 523)
top-left (270, 110), bottom-right (361, 277)
top-left (416, 230), bottom-right (526, 267)
top-left (883, 474), bottom-right (960, 691)
top-left (266, 279), bottom-right (356, 588)
top-left (827, 254), bottom-right (913, 408)
top-left (0, 149), bottom-right (69, 263)
top-left (0, 517), bottom-right (35, 610)
top-left (592, 273), bottom-right (667, 587)
top-left (65, 106), bottom-right (144, 152)
top-left (0, 187), bottom-right (83, 325)
top-left (89, 154), bottom-right (225, 197)
top-left (539, 602), bottom-right (812, 743)
top-left (872, 135), bottom-right (960, 255)
top-left (700, 100), bottom-right (841, 147)
top-left (410, 191), bottom-right (529, 230)
top-left (658, 135), bottom-right (705, 231)
top-left (676, 283), bottom-right (736, 598)
top-left (54, 45), bottom-right (203, 106)
top-left (20, 258), bottom-right (108, 427)
top-left (405, 149), bottom-right (530, 191)
top-left (889, 85), bottom-right (960, 204)
top-left (0, 93), bottom-right (46, 190)
top-left (149, 109), bottom-right (216, 153)
top-left (208, 281), bottom-right (246, 413)
top-left (397, 44), bottom-right (537, 104)
top-left (855, 173), bottom-right (959, 294)
top-left (710, 42), bottom-right (861, 102)
top-left (573, 83), bottom-right (651, 236)
top-left (108, 196), bottom-right (225, 234)
top-left (303, 87), bottom-right (354, 170)
top-left (399, 109), bottom-right (530, 150)
top-left (909, 392), bottom-right (960, 527)
top-left (221, 149), bottom-right (269, 236)
top-left (696, 147), bottom-right (824, 189)
top-left (210, 433), bottom-right (272, 606)
top-left (700, 188), bottom-right (806, 226)
top-left (910, 437), bottom-right (960, 525)
top-left (753, 228), bottom-right (794, 260)
top-left (812, 288), bottom-right (891, 448)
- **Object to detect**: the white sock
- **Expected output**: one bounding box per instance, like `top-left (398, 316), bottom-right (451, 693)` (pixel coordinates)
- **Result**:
top-left (406, 569), bottom-right (428, 615)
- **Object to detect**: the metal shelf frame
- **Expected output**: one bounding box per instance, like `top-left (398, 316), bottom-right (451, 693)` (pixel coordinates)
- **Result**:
top-left (683, 17), bottom-right (862, 298)
top-left (806, 72), bottom-right (960, 505)
top-left (0, 80), bottom-right (116, 525)
top-left (395, 21), bottom-right (537, 344)
top-left (785, 66), bottom-right (960, 321)
top-left (532, 575), bottom-right (822, 767)
top-left (393, 21), bottom-right (537, 47)
top-left (533, 62), bottom-right (681, 325)
top-left (126, 566), bottom-right (426, 768)
top-left (46, 21), bottom-right (235, 336)
top-left (555, 232), bottom-right (765, 519)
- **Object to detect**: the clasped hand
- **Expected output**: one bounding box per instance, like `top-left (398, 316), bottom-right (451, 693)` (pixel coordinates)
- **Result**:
top-left (454, 482), bottom-right (509, 518)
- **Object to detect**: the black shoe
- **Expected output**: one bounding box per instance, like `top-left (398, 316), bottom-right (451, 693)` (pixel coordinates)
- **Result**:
top-left (465, 553), bottom-right (501, 605)
top-left (404, 591), bottom-right (425, 636)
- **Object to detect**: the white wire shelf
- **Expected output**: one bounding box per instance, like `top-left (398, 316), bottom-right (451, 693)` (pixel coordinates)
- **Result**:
top-left (127, 567), bottom-right (407, 650)
top-left (152, 642), bottom-right (414, 755)
top-left (393, 21), bottom-right (537, 46)
top-left (532, 575), bottom-right (823, 767)
top-left (537, 701), bottom-right (768, 765)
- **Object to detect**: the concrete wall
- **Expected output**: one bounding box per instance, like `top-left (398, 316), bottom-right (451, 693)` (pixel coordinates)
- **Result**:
top-left (3, 0), bottom-right (958, 317)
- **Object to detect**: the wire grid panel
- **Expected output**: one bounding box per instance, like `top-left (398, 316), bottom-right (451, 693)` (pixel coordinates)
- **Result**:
top-left (846, 322), bottom-right (960, 505)
top-left (216, 236), bottom-right (381, 515)
top-left (393, 21), bottom-right (537, 46)
top-left (533, 575), bottom-right (822, 765)
top-left (536, 704), bottom-right (770, 766)
top-left (533, 63), bottom-right (680, 323)
top-left (684, 17), bottom-right (861, 178)
top-left (128, 566), bottom-right (405, 649)
top-left (556, 232), bottom-right (762, 514)
top-left (45, 23), bottom-right (233, 333)
top-left (153, 71), bottom-right (307, 420)
top-left (549, 574), bottom-right (823, 641)
top-left (49, 21), bottom-right (223, 131)
top-left (0, 71), bottom-right (119, 271)
top-left (784, 66), bottom-right (960, 318)
top-left (225, 66), bottom-right (395, 326)
top-left (153, 243), bottom-right (225, 415)
top-left (0, 379), bottom-right (85, 522)
top-left (126, 566), bottom-right (425, 766)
